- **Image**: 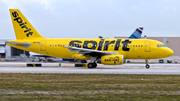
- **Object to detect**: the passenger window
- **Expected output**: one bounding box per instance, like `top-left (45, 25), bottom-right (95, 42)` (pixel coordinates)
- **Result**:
top-left (130, 45), bottom-right (132, 47)
top-left (141, 45), bottom-right (143, 47)
top-left (138, 45), bottom-right (140, 47)
top-left (133, 45), bottom-right (135, 47)
top-left (50, 44), bottom-right (51, 46)
top-left (161, 45), bottom-right (165, 47)
top-left (136, 45), bottom-right (137, 47)
top-left (112, 45), bottom-right (113, 47)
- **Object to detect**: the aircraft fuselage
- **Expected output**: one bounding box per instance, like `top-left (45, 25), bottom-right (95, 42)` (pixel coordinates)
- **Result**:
top-left (7, 38), bottom-right (173, 60)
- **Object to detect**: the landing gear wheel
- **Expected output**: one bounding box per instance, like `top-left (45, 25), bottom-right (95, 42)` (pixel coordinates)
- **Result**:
top-left (88, 63), bottom-right (93, 69)
top-left (146, 64), bottom-right (150, 69)
top-left (88, 63), bottom-right (97, 69)
top-left (92, 63), bottom-right (97, 68)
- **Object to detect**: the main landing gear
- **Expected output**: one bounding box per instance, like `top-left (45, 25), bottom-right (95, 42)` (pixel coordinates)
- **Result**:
top-left (88, 56), bottom-right (97, 69)
top-left (145, 59), bottom-right (150, 69)
top-left (88, 62), bottom-right (97, 69)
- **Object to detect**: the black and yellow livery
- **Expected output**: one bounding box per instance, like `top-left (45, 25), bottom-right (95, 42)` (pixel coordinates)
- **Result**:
top-left (6, 9), bottom-right (174, 69)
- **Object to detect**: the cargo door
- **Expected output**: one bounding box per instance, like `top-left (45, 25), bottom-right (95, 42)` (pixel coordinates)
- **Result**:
top-left (41, 40), bottom-right (46, 51)
top-left (145, 41), bottom-right (151, 52)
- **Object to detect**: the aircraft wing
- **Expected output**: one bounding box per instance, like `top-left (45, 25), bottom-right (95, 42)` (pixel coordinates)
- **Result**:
top-left (66, 47), bottom-right (118, 57)
top-left (6, 41), bottom-right (31, 48)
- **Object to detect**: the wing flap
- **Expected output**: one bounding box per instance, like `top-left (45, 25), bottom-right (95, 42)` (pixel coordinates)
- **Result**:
top-left (66, 47), bottom-right (117, 57)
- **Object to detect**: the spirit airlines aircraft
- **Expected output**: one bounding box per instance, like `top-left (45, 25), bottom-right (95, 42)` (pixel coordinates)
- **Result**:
top-left (7, 9), bottom-right (173, 69)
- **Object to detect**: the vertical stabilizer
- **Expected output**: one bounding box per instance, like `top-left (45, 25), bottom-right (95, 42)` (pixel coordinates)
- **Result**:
top-left (9, 9), bottom-right (45, 40)
top-left (129, 27), bottom-right (143, 39)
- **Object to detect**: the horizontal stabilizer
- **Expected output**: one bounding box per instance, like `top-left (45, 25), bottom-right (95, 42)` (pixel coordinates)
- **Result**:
top-left (6, 41), bottom-right (31, 48)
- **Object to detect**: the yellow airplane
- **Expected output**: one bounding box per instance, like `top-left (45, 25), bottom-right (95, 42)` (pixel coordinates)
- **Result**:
top-left (7, 9), bottom-right (173, 69)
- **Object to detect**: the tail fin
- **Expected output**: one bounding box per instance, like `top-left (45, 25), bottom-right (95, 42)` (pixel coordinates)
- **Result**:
top-left (129, 27), bottom-right (143, 39)
top-left (9, 9), bottom-right (45, 40)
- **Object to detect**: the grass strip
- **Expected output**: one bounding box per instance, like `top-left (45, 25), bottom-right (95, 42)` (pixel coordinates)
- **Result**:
top-left (0, 73), bottom-right (180, 101)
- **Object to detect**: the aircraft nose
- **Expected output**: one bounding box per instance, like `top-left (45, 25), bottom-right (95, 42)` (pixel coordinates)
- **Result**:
top-left (167, 48), bottom-right (174, 56)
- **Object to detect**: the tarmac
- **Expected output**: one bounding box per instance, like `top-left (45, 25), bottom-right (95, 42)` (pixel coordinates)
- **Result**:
top-left (0, 62), bottom-right (180, 74)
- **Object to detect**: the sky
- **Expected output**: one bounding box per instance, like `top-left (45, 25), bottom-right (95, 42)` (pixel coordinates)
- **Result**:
top-left (0, 0), bottom-right (180, 39)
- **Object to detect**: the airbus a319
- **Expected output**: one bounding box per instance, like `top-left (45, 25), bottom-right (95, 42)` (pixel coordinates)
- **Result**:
top-left (6, 9), bottom-right (173, 69)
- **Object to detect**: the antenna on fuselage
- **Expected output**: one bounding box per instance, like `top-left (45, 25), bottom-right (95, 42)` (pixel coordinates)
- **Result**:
top-left (99, 36), bottom-right (103, 39)
top-left (144, 35), bottom-right (147, 39)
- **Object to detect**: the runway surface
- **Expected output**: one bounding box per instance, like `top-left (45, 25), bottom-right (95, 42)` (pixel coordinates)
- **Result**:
top-left (0, 62), bottom-right (180, 74)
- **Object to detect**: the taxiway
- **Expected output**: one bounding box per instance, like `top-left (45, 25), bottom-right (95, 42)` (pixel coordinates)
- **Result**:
top-left (0, 62), bottom-right (180, 74)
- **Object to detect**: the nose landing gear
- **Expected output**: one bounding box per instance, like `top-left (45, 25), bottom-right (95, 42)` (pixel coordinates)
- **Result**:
top-left (145, 59), bottom-right (150, 69)
top-left (146, 64), bottom-right (150, 69)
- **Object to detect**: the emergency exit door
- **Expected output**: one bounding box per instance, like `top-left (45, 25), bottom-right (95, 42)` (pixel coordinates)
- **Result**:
top-left (41, 40), bottom-right (46, 51)
top-left (145, 41), bottom-right (151, 52)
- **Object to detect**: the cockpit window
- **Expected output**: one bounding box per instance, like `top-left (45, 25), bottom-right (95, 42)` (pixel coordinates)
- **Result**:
top-left (157, 44), bottom-right (166, 47)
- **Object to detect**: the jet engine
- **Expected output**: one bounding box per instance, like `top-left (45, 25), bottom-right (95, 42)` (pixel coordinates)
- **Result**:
top-left (97, 54), bottom-right (124, 65)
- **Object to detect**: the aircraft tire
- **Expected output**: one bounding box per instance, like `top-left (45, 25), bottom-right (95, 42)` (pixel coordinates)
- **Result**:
top-left (88, 63), bottom-right (93, 69)
top-left (146, 64), bottom-right (150, 69)
top-left (93, 63), bottom-right (97, 68)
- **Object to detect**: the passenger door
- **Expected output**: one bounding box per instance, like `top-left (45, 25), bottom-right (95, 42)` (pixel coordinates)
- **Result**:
top-left (41, 40), bottom-right (46, 51)
top-left (145, 41), bottom-right (151, 52)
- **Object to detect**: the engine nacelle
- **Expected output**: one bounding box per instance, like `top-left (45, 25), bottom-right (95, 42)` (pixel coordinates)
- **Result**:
top-left (97, 54), bottom-right (124, 65)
